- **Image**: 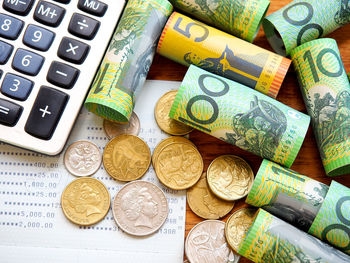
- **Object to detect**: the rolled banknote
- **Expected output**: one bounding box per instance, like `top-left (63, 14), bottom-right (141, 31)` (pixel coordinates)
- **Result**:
top-left (238, 209), bottom-right (350, 263)
top-left (168, 0), bottom-right (270, 42)
top-left (247, 160), bottom-right (350, 254)
top-left (246, 159), bottom-right (329, 232)
top-left (348, 73), bottom-right (350, 81)
top-left (309, 181), bottom-right (350, 254)
top-left (169, 65), bottom-right (310, 167)
top-left (291, 38), bottom-right (350, 176)
top-left (263, 0), bottom-right (350, 56)
top-left (85, 0), bottom-right (173, 122)
top-left (157, 12), bottom-right (291, 98)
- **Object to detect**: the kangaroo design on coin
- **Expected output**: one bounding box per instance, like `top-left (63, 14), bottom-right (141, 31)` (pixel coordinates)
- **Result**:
top-left (225, 207), bottom-right (257, 252)
top-left (64, 141), bottom-right (102, 177)
top-left (103, 135), bottom-right (151, 181)
top-left (185, 220), bottom-right (239, 263)
top-left (207, 155), bottom-right (254, 201)
top-left (112, 181), bottom-right (168, 236)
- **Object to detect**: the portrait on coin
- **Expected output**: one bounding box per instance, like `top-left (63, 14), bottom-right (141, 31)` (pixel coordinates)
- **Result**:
top-left (67, 183), bottom-right (102, 216)
top-left (121, 186), bottom-right (158, 228)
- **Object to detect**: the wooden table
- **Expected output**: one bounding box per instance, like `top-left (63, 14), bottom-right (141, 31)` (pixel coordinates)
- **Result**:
top-left (148, 1), bottom-right (350, 262)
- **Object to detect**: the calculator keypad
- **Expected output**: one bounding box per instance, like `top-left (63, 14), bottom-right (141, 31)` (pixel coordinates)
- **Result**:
top-left (0, 0), bottom-right (124, 154)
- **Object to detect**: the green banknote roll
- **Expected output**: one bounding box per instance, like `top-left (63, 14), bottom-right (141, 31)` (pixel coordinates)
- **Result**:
top-left (263, 0), bottom-right (350, 56)
top-left (169, 65), bottom-right (310, 168)
top-left (85, 0), bottom-right (173, 122)
top-left (168, 0), bottom-right (270, 42)
top-left (348, 73), bottom-right (350, 81)
top-left (238, 209), bottom-right (350, 263)
top-left (246, 159), bottom-right (329, 231)
top-left (291, 38), bottom-right (350, 176)
top-left (309, 181), bottom-right (350, 254)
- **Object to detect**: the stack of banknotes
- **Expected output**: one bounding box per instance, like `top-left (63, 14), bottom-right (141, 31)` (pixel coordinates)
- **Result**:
top-left (77, 0), bottom-right (350, 262)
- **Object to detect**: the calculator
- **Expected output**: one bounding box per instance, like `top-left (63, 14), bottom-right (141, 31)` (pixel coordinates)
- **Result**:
top-left (0, 0), bottom-right (125, 155)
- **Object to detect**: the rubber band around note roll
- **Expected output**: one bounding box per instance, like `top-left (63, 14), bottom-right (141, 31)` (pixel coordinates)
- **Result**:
top-left (84, 0), bottom-right (173, 123)
top-left (168, 0), bottom-right (270, 43)
top-left (157, 12), bottom-right (291, 99)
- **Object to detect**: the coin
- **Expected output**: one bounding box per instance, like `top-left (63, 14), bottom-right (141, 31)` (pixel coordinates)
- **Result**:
top-left (187, 172), bottom-right (234, 219)
top-left (103, 112), bottom-right (140, 139)
top-left (155, 142), bottom-right (203, 190)
top-left (61, 177), bottom-right (110, 226)
top-left (64, 141), bottom-right (102, 177)
top-left (103, 134), bottom-right (151, 181)
top-left (185, 220), bottom-right (240, 263)
top-left (155, 90), bottom-right (194, 135)
top-left (225, 207), bottom-right (257, 252)
top-left (152, 136), bottom-right (195, 167)
top-left (207, 155), bottom-right (254, 201)
top-left (112, 180), bottom-right (168, 236)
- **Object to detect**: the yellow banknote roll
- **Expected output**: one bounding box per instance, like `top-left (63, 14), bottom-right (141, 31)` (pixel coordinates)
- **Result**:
top-left (157, 12), bottom-right (291, 98)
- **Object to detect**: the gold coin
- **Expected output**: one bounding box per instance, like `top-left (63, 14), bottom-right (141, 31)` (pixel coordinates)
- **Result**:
top-left (225, 207), bottom-right (257, 252)
top-left (207, 155), bottom-right (254, 201)
top-left (155, 90), bottom-right (194, 135)
top-left (103, 134), bottom-right (151, 181)
top-left (187, 172), bottom-right (234, 219)
top-left (155, 142), bottom-right (203, 190)
top-left (152, 136), bottom-right (194, 167)
top-left (61, 177), bottom-right (110, 226)
top-left (103, 111), bottom-right (140, 139)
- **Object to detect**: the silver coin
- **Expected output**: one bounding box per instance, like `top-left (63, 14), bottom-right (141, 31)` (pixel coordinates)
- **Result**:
top-left (103, 112), bottom-right (140, 139)
top-left (185, 220), bottom-right (240, 263)
top-left (112, 181), bottom-right (168, 236)
top-left (64, 141), bottom-right (102, 177)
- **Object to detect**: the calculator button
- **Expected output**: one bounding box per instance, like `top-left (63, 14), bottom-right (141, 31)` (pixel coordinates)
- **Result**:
top-left (1, 73), bottom-right (33, 101)
top-left (53, 0), bottom-right (71, 3)
top-left (57, 37), bottom-right (90, 64)
top-left (78, 0), bottom-right (107, 17)
top-left (0, 14), bottom-right (24, 40)
top-left (0, 40), bottom-right (14, 64)
top-left (34, 1), bottom-right (66, 27)
top-left (2, 0), bottom-right (35, 16)
top-left (0, 98), bottom-right (23, 127)
top-left (47, 61), bottom-right (80, 89)
top-left (23, 24), bottom-right (55, 51)
top-left (68, 13), bottom-right (100, 40)
top-left (12, 48), bottom-right (44, 76)
top-left (25, 86), bottom-right (69, 140)
top-left (0, 70), bottom-right (3, 79)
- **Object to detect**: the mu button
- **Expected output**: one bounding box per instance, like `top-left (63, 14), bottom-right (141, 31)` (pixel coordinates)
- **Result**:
top-left (25, 86), bottom-right (69, 140)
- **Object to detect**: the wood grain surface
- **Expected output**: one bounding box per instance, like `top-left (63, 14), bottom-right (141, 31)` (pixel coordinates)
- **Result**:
top-left (148, 1), bottom-right (350, 262)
